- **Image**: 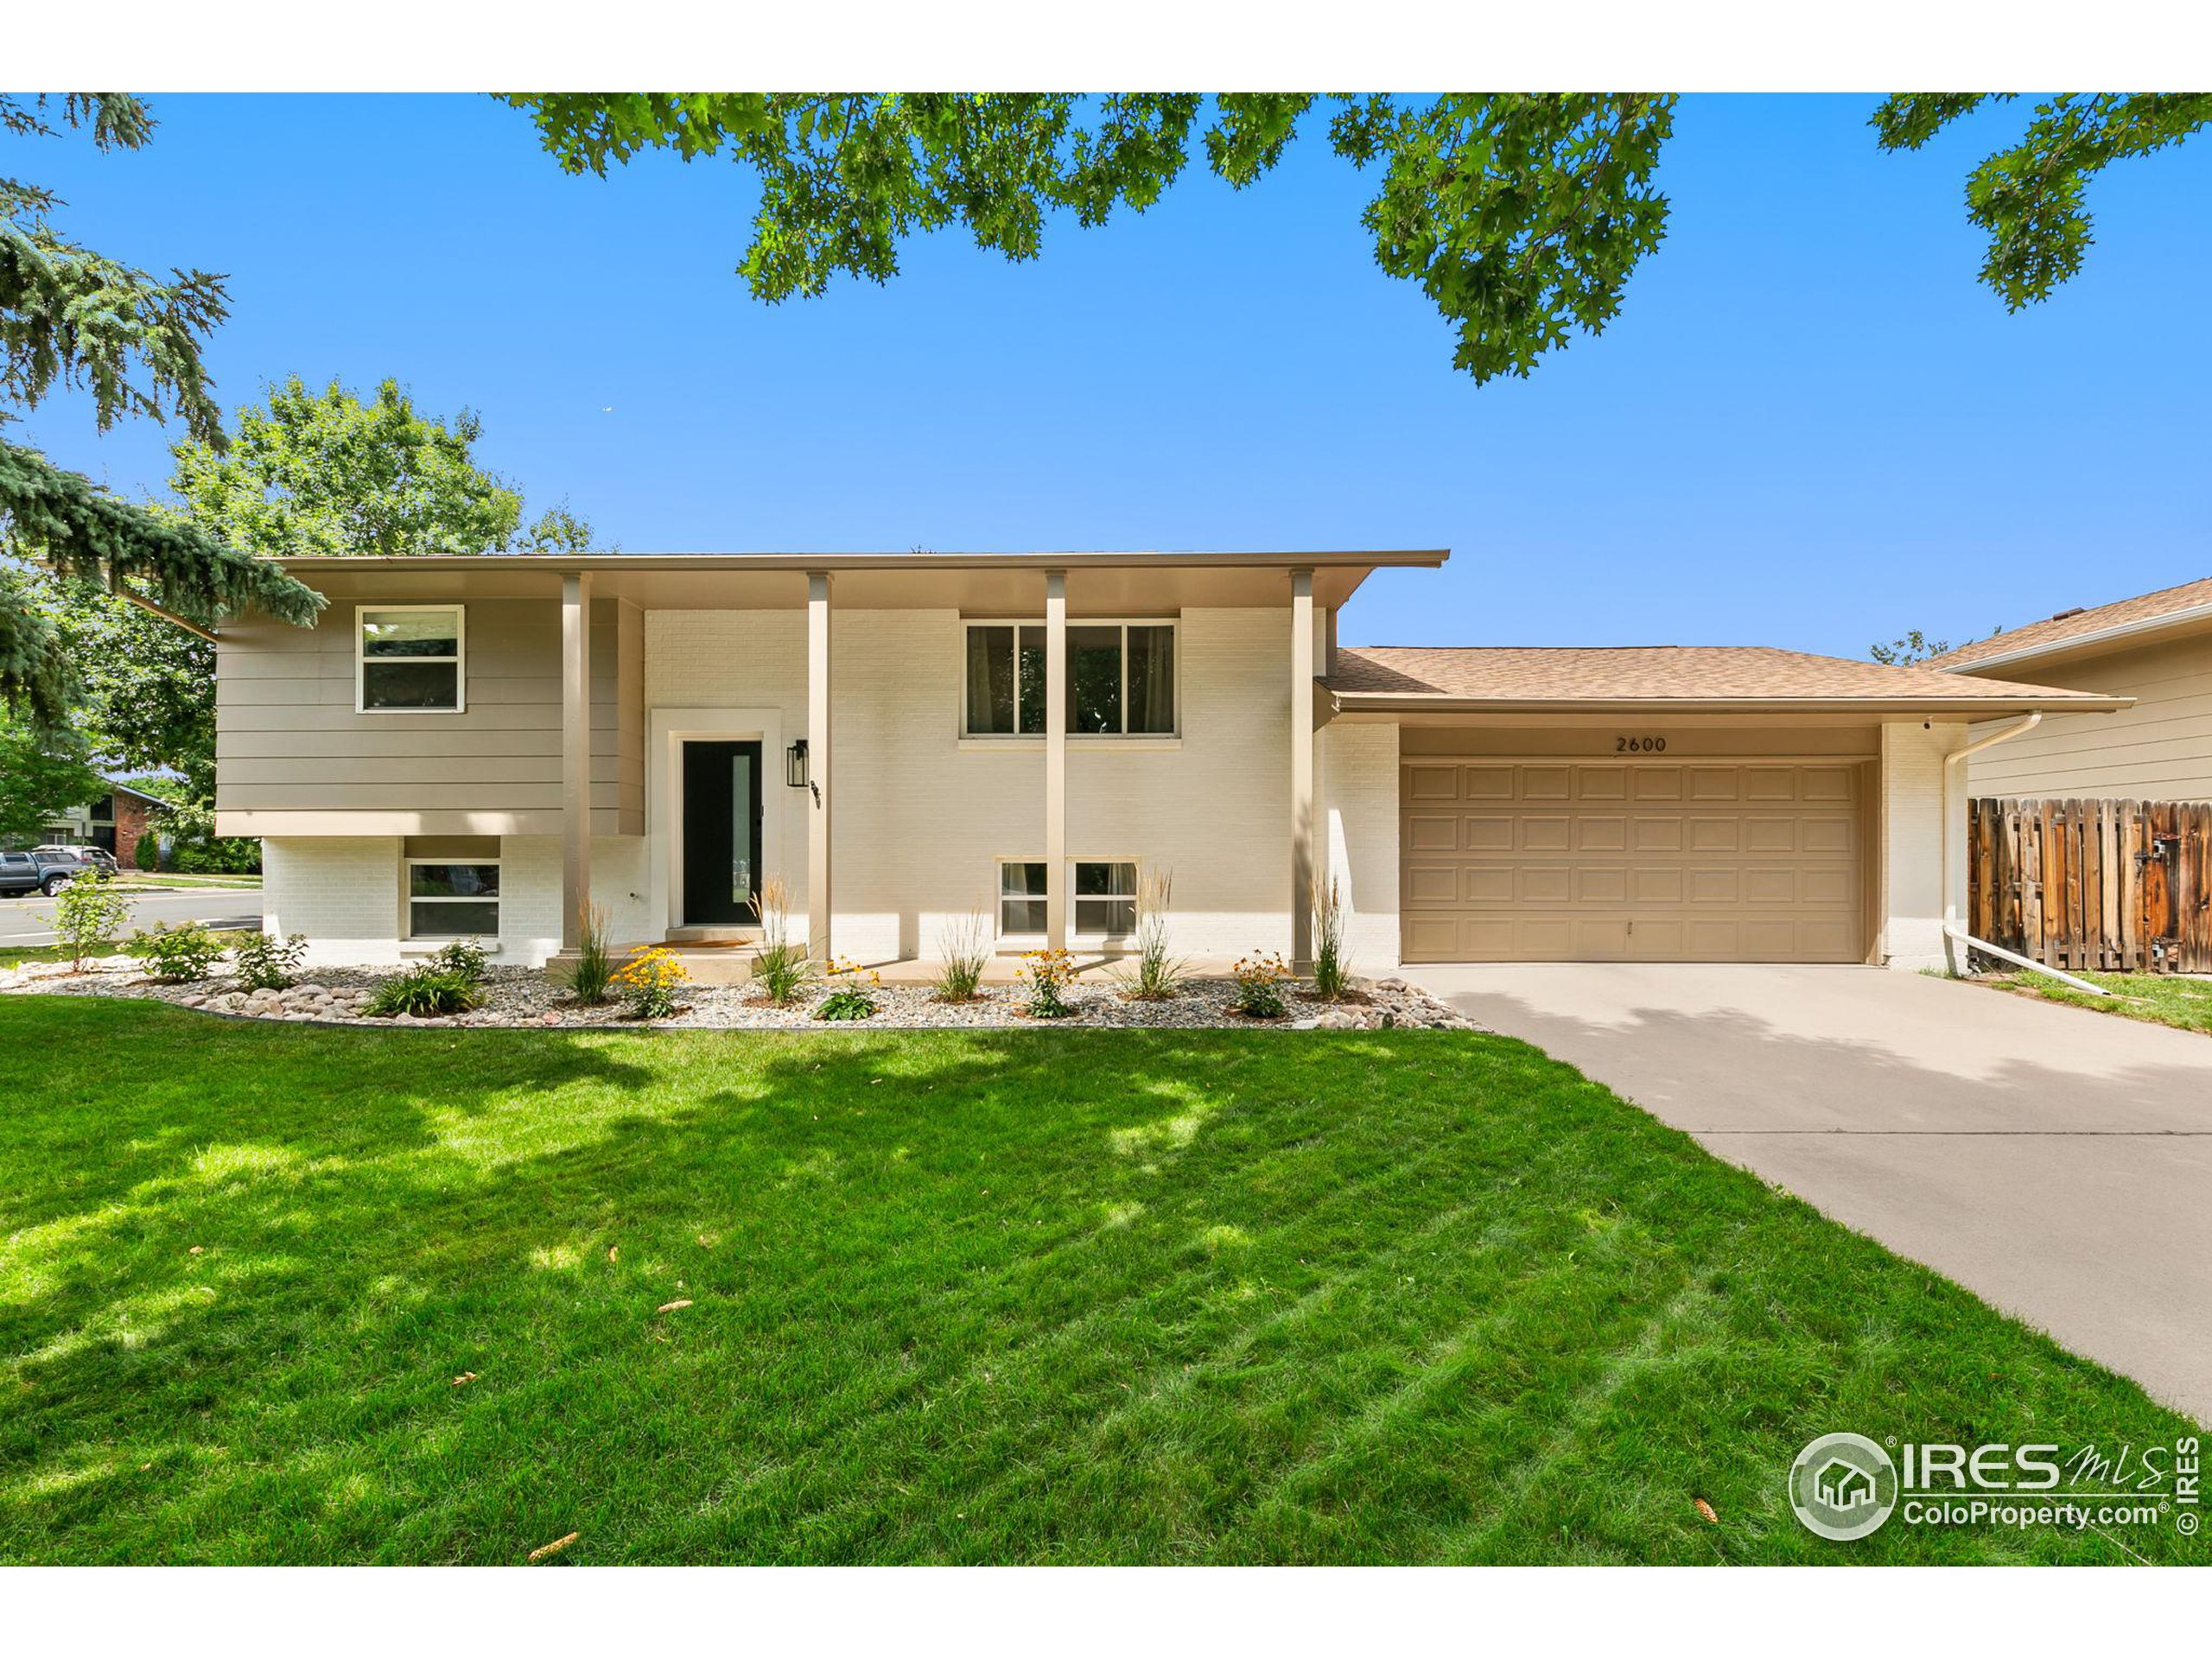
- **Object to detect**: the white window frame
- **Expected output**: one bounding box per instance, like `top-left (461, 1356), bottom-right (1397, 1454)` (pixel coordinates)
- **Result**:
top-left (1071, 859), bottom-right (1140, 941)
top-left (404, 857), bottom-right (501, 940)
top-left (995, 857), bottom-right (1143, 944)
top-left (996, 858), bottom-right (1050, 941)
top-left (961, 618), bottom-right (1179, 739)
top-left (357, 603), bottom-right (467, 715)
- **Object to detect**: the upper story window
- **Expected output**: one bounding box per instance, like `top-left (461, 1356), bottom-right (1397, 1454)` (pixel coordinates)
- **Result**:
top-left (358, 606), bottom-right (465, 713)
top-left (963, 620), bottom-right (1175, 737)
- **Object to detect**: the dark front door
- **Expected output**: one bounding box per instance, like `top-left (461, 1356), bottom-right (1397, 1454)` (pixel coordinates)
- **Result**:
top-left (681, 741), bottom-right (763, 925)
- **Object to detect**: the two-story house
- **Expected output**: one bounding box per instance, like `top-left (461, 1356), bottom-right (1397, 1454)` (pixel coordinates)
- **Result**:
top-left (213, 550), bottom-right (2123, 976)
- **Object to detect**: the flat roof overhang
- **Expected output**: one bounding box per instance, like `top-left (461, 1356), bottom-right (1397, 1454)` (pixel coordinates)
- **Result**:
top-left (265, 549), bottom-right (1449, 613)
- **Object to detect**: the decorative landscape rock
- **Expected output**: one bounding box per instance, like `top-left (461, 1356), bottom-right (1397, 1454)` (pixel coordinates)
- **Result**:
top-left (2, 953), bottom-right (1484, 1033)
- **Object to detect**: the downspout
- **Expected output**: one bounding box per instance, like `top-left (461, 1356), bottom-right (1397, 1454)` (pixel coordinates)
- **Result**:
top-left (1939, 712), bottom-right (2105, 995)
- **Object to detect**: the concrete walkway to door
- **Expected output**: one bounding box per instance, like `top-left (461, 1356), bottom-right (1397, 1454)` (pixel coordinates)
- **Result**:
top-left (1413, 963), bottom-right (2212, 1427)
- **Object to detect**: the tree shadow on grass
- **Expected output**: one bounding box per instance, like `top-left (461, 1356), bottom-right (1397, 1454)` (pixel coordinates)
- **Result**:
top-left (0, 999), bottom-right (2199, 1565)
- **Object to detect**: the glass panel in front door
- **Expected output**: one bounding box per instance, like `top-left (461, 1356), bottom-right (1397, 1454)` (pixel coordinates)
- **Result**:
top-left (731, 755), bottom-right (753, 906)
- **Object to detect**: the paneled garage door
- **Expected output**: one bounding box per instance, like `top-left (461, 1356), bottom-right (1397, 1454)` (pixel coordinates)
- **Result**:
top-left (1401, 760), bottom-right (1866, 963)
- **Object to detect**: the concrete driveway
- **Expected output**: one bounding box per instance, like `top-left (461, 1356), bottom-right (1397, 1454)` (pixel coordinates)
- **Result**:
top-left (1414, 963), bottom-right (2212, 1427)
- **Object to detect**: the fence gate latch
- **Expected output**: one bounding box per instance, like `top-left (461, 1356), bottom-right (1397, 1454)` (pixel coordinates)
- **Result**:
top-left (2136, 836), bottom-right (2181, 869)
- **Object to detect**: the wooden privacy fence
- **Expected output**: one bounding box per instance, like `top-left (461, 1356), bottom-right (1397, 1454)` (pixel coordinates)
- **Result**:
top-left (1968, 798), bottom-right (2212, 974)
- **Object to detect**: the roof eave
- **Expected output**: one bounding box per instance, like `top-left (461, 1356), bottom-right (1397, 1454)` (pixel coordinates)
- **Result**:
top-left (267, 549), bottom-right (1452, 574)
top-left (1327, 693), bottom-right (2134, 716)
top-left (1936, 602), bottom-right (2212, 677)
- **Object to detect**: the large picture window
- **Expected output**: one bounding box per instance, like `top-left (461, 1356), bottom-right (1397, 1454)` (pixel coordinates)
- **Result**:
top-left (359, 606), bottom-right (464, 712)
top-left (408, 861), bottom-right (499, 938)
top-left (963, 621), bottom-right (1175, 736)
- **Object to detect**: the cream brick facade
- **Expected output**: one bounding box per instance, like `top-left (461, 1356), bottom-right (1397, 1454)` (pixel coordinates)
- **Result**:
top-left (263, 837), bottom-right (406, 967)
top-left (1318, 721), bottom-right (1401, 973)
top-left (645, 607), bottom-right (1300, 962)
top-left (1877, 719), bottom-right (1968, 972)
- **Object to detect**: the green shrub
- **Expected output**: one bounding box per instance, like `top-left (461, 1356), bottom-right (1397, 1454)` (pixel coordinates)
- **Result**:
top-left (1114, 868), bottom-right (1185, 1001)
top-left (1311, 875), bottom-right (1351, 1001)
top-left (53, 876), bottom-right (132, 972)
top-left (748, 876), bottom-right (817, 1004)
top-left (164, 836), bottom-right (263, 875)
top-left (1018, 948), bottom-right (1077, 1019)
top-left (364, 966), bottom-right (485, 1019)
top-left (931, 907), bottom-right (989, 1002)
top-left (133, 919), bottom-right (226, 982)
top-left (611, 946), bottom-right (689, 1020)
top-left (1231, 951), bottom-right (1290, 1020)
top-left (233, 931), bottom-right (307, 991)
top-left (813, 958), bottom-right (881, 1021)
top-left (425, 938), bottom-right (489, 985)
top-left (562, 901), bottom-right (615, 1003)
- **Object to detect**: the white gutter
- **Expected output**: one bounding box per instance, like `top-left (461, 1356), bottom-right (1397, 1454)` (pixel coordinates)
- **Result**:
top-left (1938, 713), bottom-right (2107, 995)
top-left (1938, 600), bottom-right (2212, 677)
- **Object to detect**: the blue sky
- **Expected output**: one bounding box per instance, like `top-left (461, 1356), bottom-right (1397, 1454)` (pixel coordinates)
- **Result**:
top-left (19, 92), bottom-right (2209, 657)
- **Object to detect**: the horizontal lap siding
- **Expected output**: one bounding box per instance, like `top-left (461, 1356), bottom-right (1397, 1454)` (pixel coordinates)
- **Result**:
top-left (1965, 636), bottom-right (2212, 800)
top-left (217, 594), bottom-right (644, 834)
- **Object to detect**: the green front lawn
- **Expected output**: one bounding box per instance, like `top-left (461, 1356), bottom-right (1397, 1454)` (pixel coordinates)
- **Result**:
top-left (0, 998), bottom-right (2196, 1565)
top-left (0, 931), bottom-right (257, 971)
top-left (105, 874), bottom-right (264, 892)
top-left (1980, 969), bottom-right (2212, 1037)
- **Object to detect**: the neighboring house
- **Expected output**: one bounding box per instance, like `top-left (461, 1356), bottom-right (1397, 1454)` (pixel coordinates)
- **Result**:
top-left (40, 782), bottom-right (171, 868)
top-left (212, 551), bottom-right (2121, 973)
top-left (1928, 576), bottom-right (2212, 800)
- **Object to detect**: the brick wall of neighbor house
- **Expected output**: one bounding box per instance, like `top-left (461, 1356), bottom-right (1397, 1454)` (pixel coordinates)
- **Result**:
top-left (1319, 721), bottom-right (1401, 973)
top-left (112, 793), bottom-right (156, 868)
top-left (643, 606), bottom-right (1300, 960)
top-left (1878, 720), bottom-right (1968, 971)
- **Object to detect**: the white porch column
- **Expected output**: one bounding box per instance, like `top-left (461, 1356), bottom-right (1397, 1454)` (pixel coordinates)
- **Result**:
top-left (1045, 569), bottom-right (1068, 950)
top-left (807, 571), bottom-right (833, 962)
top-left (1290, 569), bottom-right (1316, 967)
top-left (560, 570), bottom-right (594, 950)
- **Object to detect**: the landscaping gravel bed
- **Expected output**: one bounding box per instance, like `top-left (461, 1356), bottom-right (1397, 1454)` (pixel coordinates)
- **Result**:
top-left (1, 956), bottom-right (1481, 1031)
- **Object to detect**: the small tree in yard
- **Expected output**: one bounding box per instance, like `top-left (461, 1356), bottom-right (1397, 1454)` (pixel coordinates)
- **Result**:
top-left (54, 877), bottom-right (131, 971)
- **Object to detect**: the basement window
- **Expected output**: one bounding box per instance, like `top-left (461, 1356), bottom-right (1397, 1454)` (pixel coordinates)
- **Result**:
top-left (407, 861), bottom-right (499, 938)
top-left (359, 606), bottom-right (465, 712)
top-left (995, 860), bottom-right (1140, 940)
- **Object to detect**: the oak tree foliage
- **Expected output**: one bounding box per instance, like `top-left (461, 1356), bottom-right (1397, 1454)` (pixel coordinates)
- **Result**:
top-left (1872, 94), bottom-right (2212, 308)
top-left (508, 92), bottom-right (2210, 380)
top-left (505, 93), bottom-right (1680, 385)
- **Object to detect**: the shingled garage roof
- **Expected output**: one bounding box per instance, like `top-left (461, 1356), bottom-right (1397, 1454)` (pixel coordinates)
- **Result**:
top-left (1923, 575), bottom-right (2212, 672)
top-left (1325, 645), bottom-right (2130, 714)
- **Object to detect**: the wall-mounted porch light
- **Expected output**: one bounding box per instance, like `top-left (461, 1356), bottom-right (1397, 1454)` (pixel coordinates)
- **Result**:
top-left (786, 738), bottom-right (820, 804)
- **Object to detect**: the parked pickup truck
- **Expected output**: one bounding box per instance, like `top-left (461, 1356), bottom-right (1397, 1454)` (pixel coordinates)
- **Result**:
top-left (0, 849), bottom-right (93, 898)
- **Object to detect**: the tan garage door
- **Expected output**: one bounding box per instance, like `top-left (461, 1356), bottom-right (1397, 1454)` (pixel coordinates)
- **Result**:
top-left (1401, 760), bottom-right (1866, 963)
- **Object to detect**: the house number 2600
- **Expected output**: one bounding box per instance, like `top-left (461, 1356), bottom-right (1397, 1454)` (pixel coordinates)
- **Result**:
top-left (1615, 736), bottom-right (1668, 753)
